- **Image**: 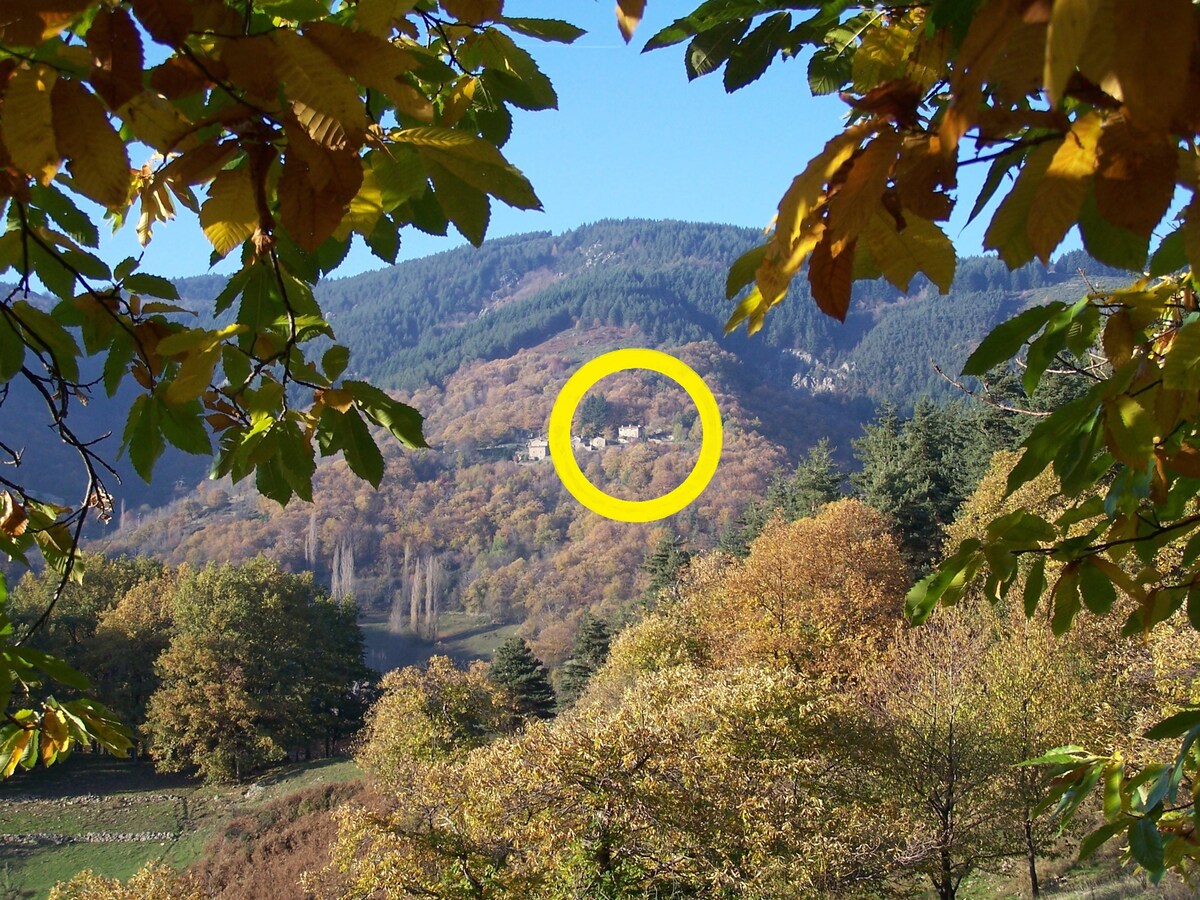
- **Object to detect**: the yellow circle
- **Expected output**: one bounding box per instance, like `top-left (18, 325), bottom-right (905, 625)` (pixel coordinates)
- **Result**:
top-left (548, 348), bottom-right (723, 523)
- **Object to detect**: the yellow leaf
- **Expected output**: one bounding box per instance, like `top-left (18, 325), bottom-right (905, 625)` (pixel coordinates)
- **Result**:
top-left (303, 21), bottom-right (429, 121)
top-left (825, 128), bottom-right (901, 257)
top-left (199, 166), bottom-right (259, 257)
top-left (984, 139), bottom-right (1056, 268)
top-left (754, 123), bottom-right (873, 309)
top-left (615, 0), bottom-right (644, 43)
top-left (51, 80), bottom-right (131, 209)
top-left (354, 0), bottom-right (417, 37)
top-left (2, 730), bottom-right (32, 778)
top-left (1027, 112), bottom-right (1100, 263)
top-left (442, 76), bottom-right (477, 127)
top-left (864, 212), bottom-right (955, 293)
top-left (1043, 0), bottom-right (1095, 103)
top-left (2, 64), bottom-right (59, 185)
top-left (1075, 0), bottom-right (1119, 99)
top-left (117, 91), bottom-right (192, 154)
top-left (337, 168), bottom-right (384, 238)
top-left (166, 345), bottom-right (221, 405)
top-left (852, 22), bottom-right (912, 94)
top-left (272, 30), bottom-right (366, 148)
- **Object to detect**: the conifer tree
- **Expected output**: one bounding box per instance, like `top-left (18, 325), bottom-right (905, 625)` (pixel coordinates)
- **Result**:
top-left (489, 637), bottom-right (556, 721)
top-left (641, 533), bottom-right (692, 605)
top-left (558, 615), bottom-right (612, 707)
top-left (788, 437), bottom-right (843, 518)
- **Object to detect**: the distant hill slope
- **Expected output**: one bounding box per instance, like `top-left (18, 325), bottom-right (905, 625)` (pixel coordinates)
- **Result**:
top-left (8, 220), bottom-right (1123, 534)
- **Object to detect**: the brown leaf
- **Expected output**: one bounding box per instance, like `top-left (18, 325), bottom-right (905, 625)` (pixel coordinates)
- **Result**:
top-left (808, 234), bottom-right (854, 322)
top-left (440, 0), bottom-right (503, 25)
top-left (616, 0), bottom-right (644, 43)
top-left (279, 124), bottom-right (363, 251)
top-left (87, 6), bottom-right (143, 110)
top-left (148, 55), bottom-right (216, 99)
top-left (1094, 117), bottom-right (1177, 239)
top-left (894, 134), bottom-right (955, 221)
top-left (217, 36), bottom-right (279, 104)
top-left (131, 0), bottom-right (194, 47)
top-left (841, 79), bottom-right (922, 128)
top-left (1112, 0), bottom-right (1193, 131)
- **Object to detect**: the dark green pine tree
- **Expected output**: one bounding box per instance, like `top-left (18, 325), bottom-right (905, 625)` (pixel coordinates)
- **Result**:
top-left (578, 392), bottom-right (611, 439)
top-left (718, 499), bottom-right (771, 558)
top-left (557, 614), bottom-right (612, 708)
top-left (788, 437), bottom-right (843, 518)
top-left (489, 637), bottom-right (556, 720)
top-left (640, 533), bottom-right (691, 605)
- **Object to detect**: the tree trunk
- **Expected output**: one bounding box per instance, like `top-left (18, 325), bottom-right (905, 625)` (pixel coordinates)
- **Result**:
top-left (1025, 817), bottom-right (1040, 897)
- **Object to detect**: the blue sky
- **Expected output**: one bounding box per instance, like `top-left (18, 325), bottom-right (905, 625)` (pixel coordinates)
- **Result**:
top-left (105, 3), bottom-right (1018, 280)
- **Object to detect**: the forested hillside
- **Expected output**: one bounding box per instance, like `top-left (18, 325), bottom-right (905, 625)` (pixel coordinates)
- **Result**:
top-left (70, 220), bottom-right (1121, 665)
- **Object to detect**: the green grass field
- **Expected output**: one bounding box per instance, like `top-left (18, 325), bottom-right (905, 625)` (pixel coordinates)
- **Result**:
top-left (0, 755), bottom-right (360, 899)
top-left (359, 609), bottom-right (518, 674)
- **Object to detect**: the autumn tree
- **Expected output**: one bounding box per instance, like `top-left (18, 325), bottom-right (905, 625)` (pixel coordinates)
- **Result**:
top-left (626, 0), bottom-right (1200, 876)
top-left (144, 558), bottom-right (368, 782)
top-left (0, 0), bottom-right (577, 775)
top-left (355, 655), bottom-right (511, 792)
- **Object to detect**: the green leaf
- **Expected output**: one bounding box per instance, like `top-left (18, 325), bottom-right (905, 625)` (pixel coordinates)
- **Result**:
top-left (1150, 227), bottom-right (1187, 276)
top-left (345, 380), bottom-right (428, 448)
top-left (726, 243), bottom-right (768, 299)
top-left (1129, 817), bottom-right (1164, 875)
top-left (1050, 565), bottom-right (1082, 635)
top-left (724, 12), bottom-right (789, 91)
top-left (1079, 821), bottom-right (1128, 861)
top-left (476, 30), bottom-right (558, 110)
top-left (967, 146), bottom-right (1024, 225)
top-left (1079, 558), bottom-right (1117, 615)
top-left (1020, 745), bottom-right (1090, 766)
top-left (500, 17), bottom-right (585, 43)
top-left (276, 420), bottom-right (316, 502)
top-left (121, 394), bottom-right (164, 482)
top-left (1023, 555), bottom-right (1047, 617)
top-left (962, 303), bottom-right (1063, 377)
top-left (159, 401), bottom-right (212, 455)
top-left (1144, 710), bottom-right (1200, 741)
top-left (31, 183), bottom-right (98, 247)
top-left (685, 18), bottom-right (749, 80)
top-left (905, 540), bottom-right (982, 623)
top-left (103, 334), bottom-right (134, 397)
top-left (323, 345), bottom-right (350, 380)
top-left (807, 45), bottom-right (853, 95)
top-left (15, 647), bottom-right (89, 690)
top-left (123, 272), bottom-right (179, 300)
top-left (335, 407), bottom-right (384, 486)
top-left (427, 159), bottom-right (490, 247)
top-left (13, 300), bottom-right (80, 381)
top-left (399, 126), bottom-right (541, 211)
top-left (0, 314), bottom-right (25, 383)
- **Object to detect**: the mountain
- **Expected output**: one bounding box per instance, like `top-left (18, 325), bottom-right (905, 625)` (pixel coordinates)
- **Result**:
top-left (7, 220), bottom-right (1130, 662)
